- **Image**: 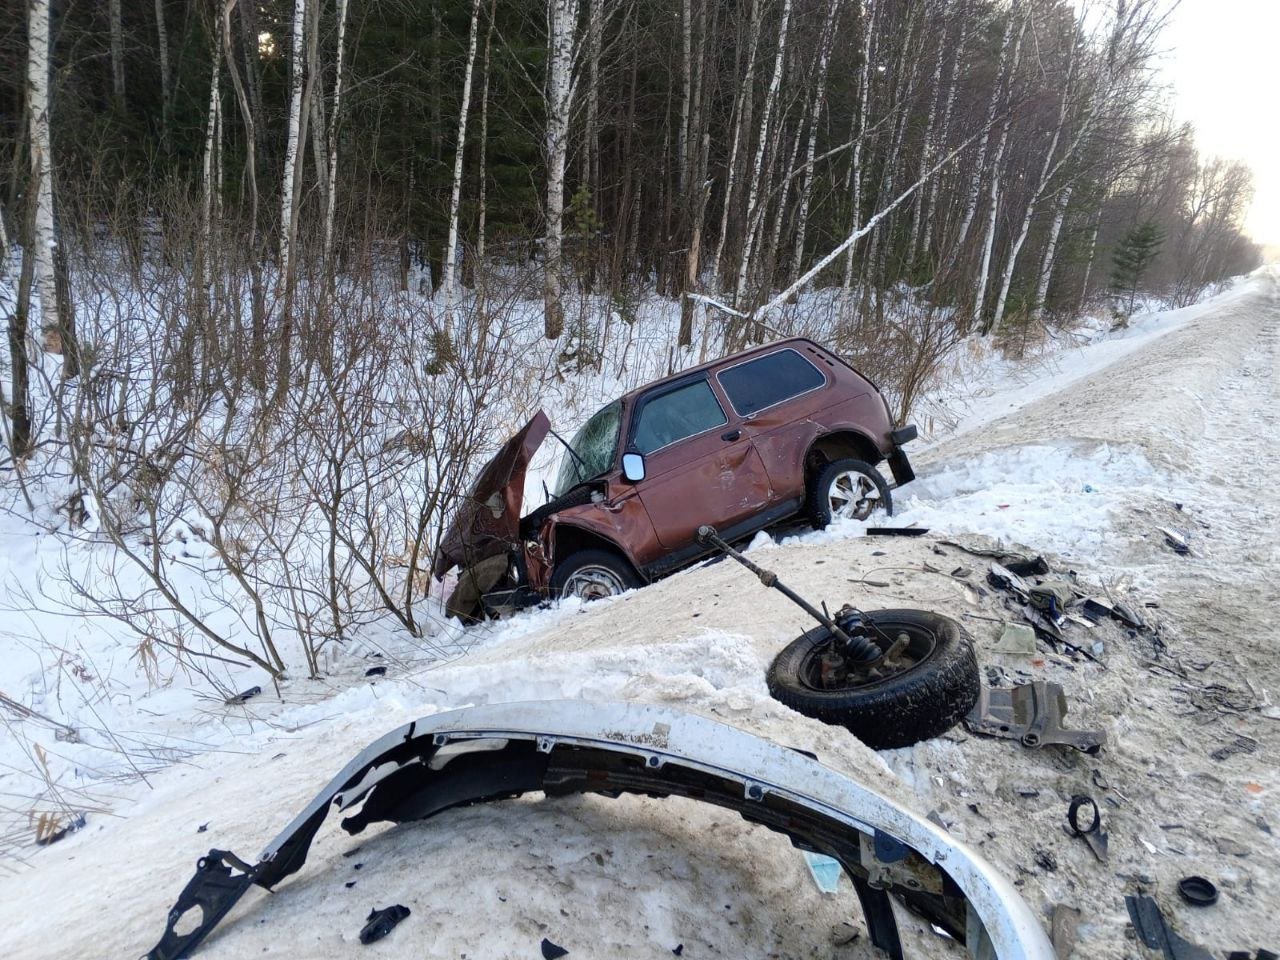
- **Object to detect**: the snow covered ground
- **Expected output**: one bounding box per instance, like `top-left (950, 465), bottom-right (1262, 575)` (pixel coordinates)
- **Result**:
top-left (1, 269), bottom-right (1277, 958)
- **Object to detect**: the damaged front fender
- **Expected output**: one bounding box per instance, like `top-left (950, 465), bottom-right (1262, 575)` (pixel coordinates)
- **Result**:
top-left (145, 701), bottom-right (1055, 960)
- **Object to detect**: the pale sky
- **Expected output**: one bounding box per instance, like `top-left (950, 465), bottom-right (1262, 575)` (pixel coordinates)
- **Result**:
top-left (1159, 0), bottom-right (1280, 246)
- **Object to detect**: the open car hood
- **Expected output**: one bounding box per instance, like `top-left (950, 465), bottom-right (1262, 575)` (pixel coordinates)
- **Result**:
top-left (434, 411), bottom-right (550, 578)
top-left (144, 700), bottom-right (1055, 960)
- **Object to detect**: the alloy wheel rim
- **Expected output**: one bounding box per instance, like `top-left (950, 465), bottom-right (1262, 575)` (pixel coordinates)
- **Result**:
top-left (828, 470), bottom-right (881, 521)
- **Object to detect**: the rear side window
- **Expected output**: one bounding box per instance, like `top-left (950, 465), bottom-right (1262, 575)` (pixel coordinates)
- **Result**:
top-left (632, 379), bottom-right (727, 454)
top-left (718, 348), bottom-right (826, 416)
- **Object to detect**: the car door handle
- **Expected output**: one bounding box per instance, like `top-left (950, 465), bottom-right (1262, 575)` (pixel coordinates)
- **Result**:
top-left (721, 429), bottom-right (741, 442)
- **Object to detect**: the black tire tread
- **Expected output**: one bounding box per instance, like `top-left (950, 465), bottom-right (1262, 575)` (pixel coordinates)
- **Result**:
top-left (766, 609), bottom-right (978, 750)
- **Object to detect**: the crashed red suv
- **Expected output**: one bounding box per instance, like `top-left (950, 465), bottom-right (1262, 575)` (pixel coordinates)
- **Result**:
top-left (434, 338), bottom-right (916, 619)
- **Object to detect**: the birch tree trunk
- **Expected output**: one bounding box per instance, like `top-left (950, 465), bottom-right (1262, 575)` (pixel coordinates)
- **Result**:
top-left (972, 17), bottom-right (1026, 329)
top-left (109, 0), bottom-right (125, 107)
top-left (1031, 184), bottom-right (1072, 321)
top-left (442, 0), bottom-right (483, 335)
top-left (201, 27), bottom-right (222, 241)
top-left (837, 0), bottom-right (877, 321)
top-left (26, 0), bottom-right (68, 367)
top-left (918, 8), bottom-right (968, 266)
top-left (733, 0), bottom-right (792, 310)
top-left (322, 0), bottom-right (350, 267)
top-left (279, 0), bottom-right (307, 286)
top-left (542, 0), bottom-right (581, 340)
top-left (476, 0), bottom-right (495, 268)
top-left (154, 0), bottom-right (172, 142)
top-left (708, 0), bottom-right (762, 294)
top-left (678, 0), bottom-right (692, 195)
top-left (990, 38), bottom-right (1076, 330)
top-left (790, 0), bottom-right (841, 286)
top-left (944, 7), bottom-right (1017, 274)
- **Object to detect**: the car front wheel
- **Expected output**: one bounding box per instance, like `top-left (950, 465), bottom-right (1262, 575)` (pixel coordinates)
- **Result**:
top-left (808, 457), bottom-right (893, 527)
top-left (550, 549), bottom-right (641, 602)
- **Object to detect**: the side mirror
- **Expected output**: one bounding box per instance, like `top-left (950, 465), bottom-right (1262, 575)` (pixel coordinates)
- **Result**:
top-left (621, 452), bottom-right (646, 483)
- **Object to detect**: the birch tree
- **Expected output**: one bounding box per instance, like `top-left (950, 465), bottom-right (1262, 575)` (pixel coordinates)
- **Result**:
top-left (322, 0), bottom-right (351, 267)
top-left (733, 0), bottom-right (792, 311)
top-left (790, 0), bottom-right (842, 286)
top-left (442, 0), bottom-right (484, 334)
top-left (279, 0), bottom-right (307, 287)
top-left (542, 0), bottom-right (581, 340)
top-left (109, 0), bottom-right (125, 107)
top-left (26, 0), bottom-right (68, 369)
top-left (155, 0), bottom-right (172, 142)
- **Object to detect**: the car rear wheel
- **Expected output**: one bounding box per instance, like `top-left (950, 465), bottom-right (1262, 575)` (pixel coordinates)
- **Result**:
top-left (808, 457), bottom-right (893, 526)
top-left (550, 549), bottom-right (641, 602)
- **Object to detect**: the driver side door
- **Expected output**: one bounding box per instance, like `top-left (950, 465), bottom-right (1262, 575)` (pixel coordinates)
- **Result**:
top-left (627, 376), bottom-right (772, 550)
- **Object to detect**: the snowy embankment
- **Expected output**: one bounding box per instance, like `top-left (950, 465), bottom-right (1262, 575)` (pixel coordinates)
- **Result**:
top-left (2, 270), bottom-right (1276, 959)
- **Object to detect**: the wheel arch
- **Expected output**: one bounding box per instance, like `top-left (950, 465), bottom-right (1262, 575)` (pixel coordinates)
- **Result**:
top-left (805, 430), bottom-right (883, 480)
top-left (549, 522), bottom-right (646, 584)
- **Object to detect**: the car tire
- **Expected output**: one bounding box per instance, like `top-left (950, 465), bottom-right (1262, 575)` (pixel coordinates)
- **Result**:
top-left (765, 609), bottom-right (979, 750)
top-left (807, 457), bottom-right (893, 527)
top-left (550, 549), bottom-right (641, 602)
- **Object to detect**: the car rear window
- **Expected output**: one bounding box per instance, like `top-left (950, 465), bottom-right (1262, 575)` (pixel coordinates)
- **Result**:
top-left (717, 348), bottom-right (826, 416)
top-left (632, 379), bottom-right (727, 454)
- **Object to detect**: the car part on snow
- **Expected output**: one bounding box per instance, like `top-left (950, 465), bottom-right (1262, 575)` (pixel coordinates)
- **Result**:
top-left (224, 686), bottom-right (261, 706)
top-left (1065, 795), bottom-right (1109, 863)
top-left (1158, 526), bottom-right (1191, 555)
top-left (991, 623), bottom-right (1037, 655)
top-left (766, 610), bottom-right (981, 751)
top-left (694, 524), bottom-right (885, 662)
top-left (143, 701), bottom-right (1054, 960)
top-left (801, 850), bottom-right (842, 894)
top-left (541, 937), bottom-right (570, 959)
top-left (866, 526), bottom-right (929, 536)
top-left (965, 681), bottom-right (1106, 754)
top-left (1176, 876), bottom-right (1218, 907)
top-left (808, 458), bottom-right (893, 525)
top-left (359, 904), bottom-right (410, 945)
top-left (1126, 893), bottom-right (1214, 960)
top-left (1027, 579), bottom-right (1075, 615)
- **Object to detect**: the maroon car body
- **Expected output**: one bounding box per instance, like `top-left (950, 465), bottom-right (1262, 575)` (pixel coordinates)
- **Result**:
top-left (435, 337), bottom-right (916, 616)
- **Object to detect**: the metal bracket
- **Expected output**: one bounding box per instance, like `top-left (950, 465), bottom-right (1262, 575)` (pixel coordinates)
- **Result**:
top-left (859, 830), bottom-right (945, 894)
top-left (965, 681), bottom-right (1106, 754)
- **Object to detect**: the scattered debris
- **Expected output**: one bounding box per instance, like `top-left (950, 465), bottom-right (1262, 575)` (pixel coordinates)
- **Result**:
top-left (866, 526), bottom-right (929, 537)
top-left (1033, 848), bottom-right (1057, 872)
top-left (1066, 795), bottom-right (1108, 862)
top-left (224, 686), bottom-right (261, 706)
top-left (1177, 876), bottom-right (1218, 907)
top-left (1210, 735), bottom-right (1258, 762)
top-left (1050, 904), bottom-right (1081, 958)
top-left (1125, 893), bottom-right (1214, 960)
top-left (33, 812), bottom-right (86, 846)
top-left (541, 937), bottom-right (570, 959)
top-left (197, 823), bottom-right (208, 834)
top-left (1028, 579), bottom-right (1075, 615)
top-left (672, 944), bottom-right (684, 956)
top-left (991, 623), bottom-right (1037, 655)
top-left (1158, 527), bottom-right (1191, 555)
top-left (965, 680), bottom-right (1106, 754)
top-left (364, 666), bottom-right (387, 678)
top-left (1003, 556), bottom-right (1050, 577)
top-left (359, 905), bottom-right (410, 945)
top-left (950, 566), bottom-right (972, 578)
top-left (801, 851), bottom-right (842, 894)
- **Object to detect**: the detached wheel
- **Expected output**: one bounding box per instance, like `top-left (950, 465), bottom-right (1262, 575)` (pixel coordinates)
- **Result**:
top-left (808, 458), bottom-right (893, 527)
top-left (766, 609), bottom-right (979, 750)
top-left (550, 549), bottom-right (641, 602)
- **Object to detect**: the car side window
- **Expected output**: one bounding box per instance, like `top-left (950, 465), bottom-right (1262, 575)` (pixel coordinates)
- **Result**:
top-left (632, 379), bottom-right (728, 455)
top-left (717, 348), bottom-right (826, 416)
